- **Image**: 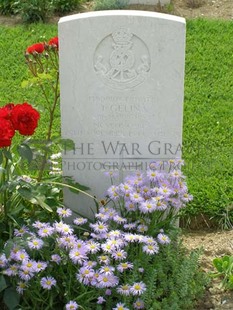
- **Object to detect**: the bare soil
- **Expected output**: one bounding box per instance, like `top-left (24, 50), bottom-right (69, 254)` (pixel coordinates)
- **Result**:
top-left (182, 230), bottom-right (233, 309)
top-left (172, 0), bottom-right (233, 20)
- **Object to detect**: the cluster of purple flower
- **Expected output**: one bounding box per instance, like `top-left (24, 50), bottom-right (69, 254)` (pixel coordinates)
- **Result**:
top-left (107, 160), bottom-right (192, 214)
top-left (0, 161), bottom-right (192, 309)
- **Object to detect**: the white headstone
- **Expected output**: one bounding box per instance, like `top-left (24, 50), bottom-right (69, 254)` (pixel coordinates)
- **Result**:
top-left (59, 11), bottom-right (186, 218)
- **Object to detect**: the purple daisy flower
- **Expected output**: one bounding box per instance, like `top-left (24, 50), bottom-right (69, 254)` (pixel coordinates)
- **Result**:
top-left (142, 244), bottom-right (159, 255)
top-left (14, 249), bottom-right (29, 262)
top-left (57, 207), bottom-right (72, 218)
top-left (51, 254), bottom-right (61, 264)
top-left (16, 281), bottom-right (27, 295)
top-left (3, 264), bottom-right (18, 276)
top-left (18, 269), bottom-right (34, 282)
top-left (37, 225), bottom-right (54, 237)
top-left (97, 296), bottom-right (106, 304)
top-left (40, 276), bottom-right (56, 290)
top-left (54, 221), bottom-right (73, 235)
top-left (90, 221), bottom-right (109, 234)
top-left (65, 300), bottom-right (79, 310)
top-left (139, 200), bottom-right (156, 214)
top-left (113, 215), bottom-right (127, 224)
top-left (117, 262), bottom-right (133, 273)
top-left (27, 238), bottom-right (44, 250)
top-left (157, 233), bottom-right (171, 244)
top-left (113, 302), bottom-right (129, 310)
top-left (69, 247), bottom-right (88, 264)
top-left (117, 284), bottom-right (131, 296)
top-left (99, 265), bottom-right (115, 275)
top-left (105, 289), bottom-right (112, 295)
top-left (130, 282), bottom-right (146, 296)
top-left (34, 261), bottom-right (47, 272)
top-left (73, 217), bottom-right (88, 225)
top-left (97, 273), bottom-right (119, 288)
top-left (125, 201), bottom-right (137, 212)
top-left (107, 185), bottom-right (120, 201)
top-left (146, 169), bottom-right (162, 182)
top-left (0, 254), bottom-right (8, 268)
top-left (111, 250), bottom-right (127, 261)
top-left (14, 226), bottom-right (29, 237)
top-left (86, 241), bottom-right (100, 254)
top-left (129, 192), bottom-right (143, 204)
top-left (133, 299), bottom-right (145, 309)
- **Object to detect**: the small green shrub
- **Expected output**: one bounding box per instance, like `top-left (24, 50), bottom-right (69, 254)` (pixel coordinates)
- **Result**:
top-left (0, 0), bottom-right (17, 15)
top-left (143, 236), bottom-right (207, 309)
top-left (15, 0), bottom-right (53, 23)
top-left (212, 256), bottom-right (233, 290)
top-left (52, 0), bottom-right (81, 14)
top-left (93, 0), bottom-right (128, 11)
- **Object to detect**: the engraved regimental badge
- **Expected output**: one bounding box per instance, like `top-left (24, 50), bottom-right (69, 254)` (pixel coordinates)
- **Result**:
top-left (94, 28), bottom-right (151, 91)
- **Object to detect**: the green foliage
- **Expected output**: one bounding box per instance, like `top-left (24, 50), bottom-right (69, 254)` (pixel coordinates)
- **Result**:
top-left (93, 0), bottom-right (128, 11)
top-left (212, 255), bottom-right (233, 290)
top-left (142, 235), bottom-right (207, 309)
top-left (15, 0), bottom-right (53, 23)
top-left (0, 0), bottom-right (17, 15)
top-left (3, 287), bottom-right (20, 310)
top-left (52, 0), bottom-right (81, 14)
top-left (1, 0), bottom-right (82, 22)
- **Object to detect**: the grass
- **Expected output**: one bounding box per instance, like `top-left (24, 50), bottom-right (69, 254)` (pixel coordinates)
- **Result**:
top-left (0, 19), bottom-right (232, 227)
top-left (182, 19), bottom-right (233, 226)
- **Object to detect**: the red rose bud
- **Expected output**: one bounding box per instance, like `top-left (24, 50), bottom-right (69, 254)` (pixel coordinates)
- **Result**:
top-left (26, 43), bottom-right (45, 54)
top-left (0, 118), bottom-right (15, 148)
top-left (11, 103), bottom-right (40, 136)
top-left (0, 103), bottom-right (15, 120)
top-left (48, 36), bottom-right (59, 49)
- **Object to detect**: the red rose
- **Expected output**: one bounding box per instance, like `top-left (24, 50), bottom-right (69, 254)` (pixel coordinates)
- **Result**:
top-left (0, 118), bottom-right (15, 148)
top-left (48, 37), bottom-right (59, 49)
top-left (11, 103), bottom-right (40, 136)
top-left (0, 103), bottom-right (15, 120)
top-left (26, 43), bottom-right (45, 54)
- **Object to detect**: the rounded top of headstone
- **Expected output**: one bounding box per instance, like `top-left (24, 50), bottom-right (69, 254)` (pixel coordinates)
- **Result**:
top-left (59, 10), bottom-right (186, 25)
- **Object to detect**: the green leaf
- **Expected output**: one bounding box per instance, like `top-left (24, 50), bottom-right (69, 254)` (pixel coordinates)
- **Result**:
top-left (228, 275), bottom-right (233, 284)
top-left (17, 143), bottom-right (33, 163)
top-left (213, 258), bottom-right (224, 273)
top-left (0, 275), bottom-right (7, 292)
top-left (222, 260), bottom-right (230, 271)
top-left (2, 149), bottom-right (12, 161)
top-left (60, 138), bottom-right (75, 151)
top-left (17, 186), bottom-right (33, 200)
top-left (10, 203), bottom-right (25, 216)
top-left (3, 287), bottom-right (20, 310)
top-left (64, 177), bottom-right (90, 194)
top-left (35, 196), bottom-right (53, 212)
top-left (4, 240), bottom-right (15, 258)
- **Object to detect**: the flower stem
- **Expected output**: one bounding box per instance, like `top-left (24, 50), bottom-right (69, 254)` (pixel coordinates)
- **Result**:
top-left (37, 71), bottom-right (60, 182)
